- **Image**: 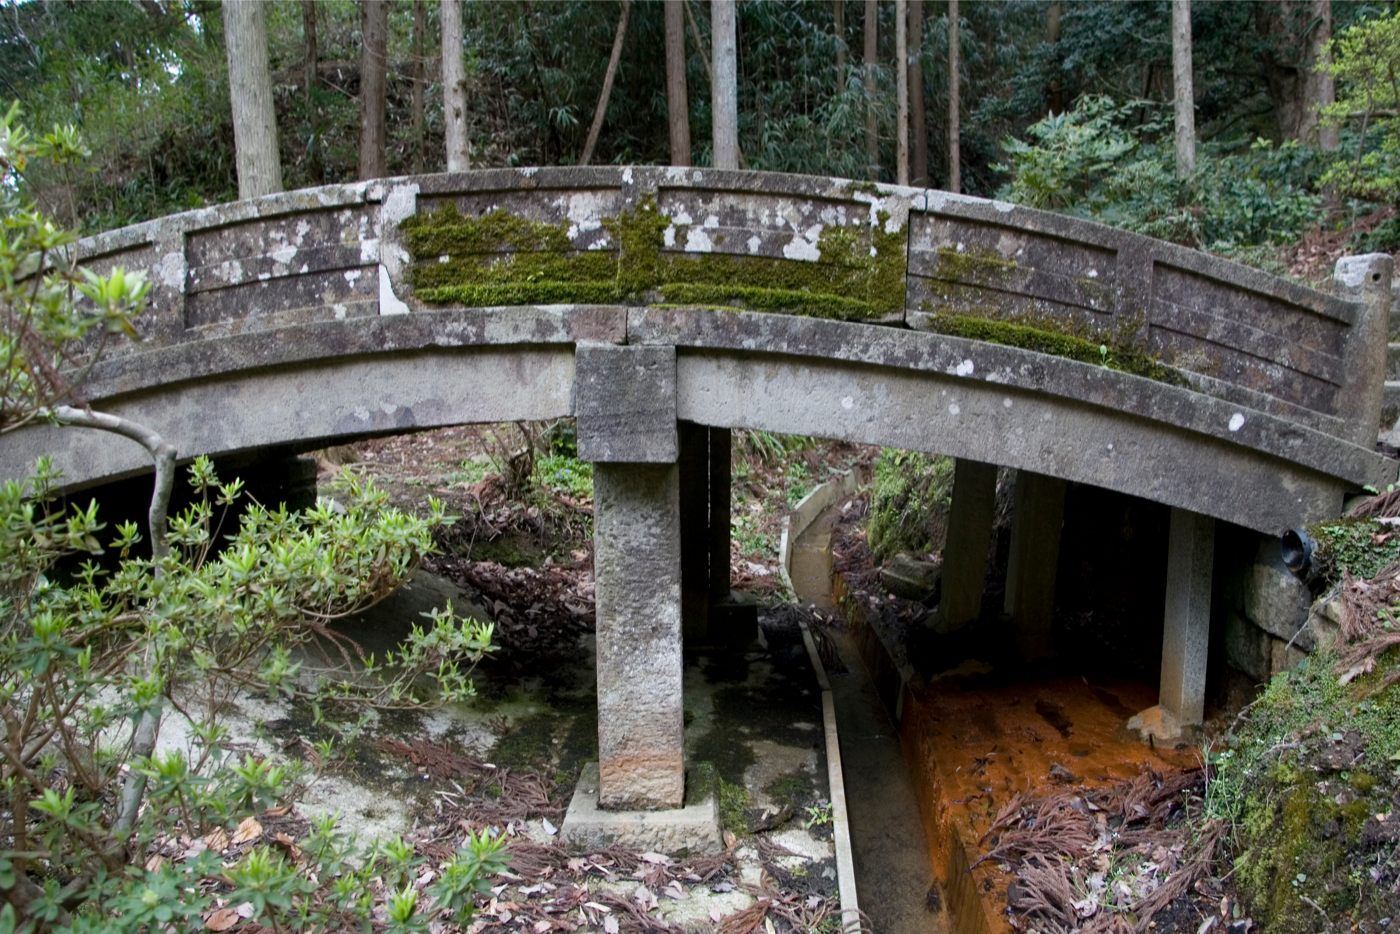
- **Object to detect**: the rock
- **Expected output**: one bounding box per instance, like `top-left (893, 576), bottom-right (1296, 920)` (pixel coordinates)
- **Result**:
top-left (879, 553), bottom-right (941, 603)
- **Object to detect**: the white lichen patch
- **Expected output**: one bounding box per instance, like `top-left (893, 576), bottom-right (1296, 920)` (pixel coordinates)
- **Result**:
top-left (1228, 412), bottom-right (1246, 432)
top-left (747, 234), bottom-right (762, 254)
top-left (782, 225), bottom-right (823, 262)
top-left (955, 359), bottom-right (975, 377)
top-left (378, 265), bottom-right (410, 315)
top-left (948, 402), bottom-right (961, 416)
top-left (685, 227), bottom-right (715, 253)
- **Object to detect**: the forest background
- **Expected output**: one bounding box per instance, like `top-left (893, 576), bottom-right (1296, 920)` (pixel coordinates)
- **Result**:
top-left (5, 0), bottom-right (1400, 278)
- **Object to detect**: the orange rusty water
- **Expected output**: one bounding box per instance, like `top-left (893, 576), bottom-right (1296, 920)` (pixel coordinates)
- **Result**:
top-left (900, 672), bottom-right (1198, 934)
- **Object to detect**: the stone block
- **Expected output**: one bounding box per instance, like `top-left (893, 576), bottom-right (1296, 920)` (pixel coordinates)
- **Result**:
top-left (576, 343), bottom-right (677, 463)
top-left (560, 763), bottom-right (723, 855)
top-left (1223, 608), bottom-right (1271, 683)
top-left (1241, 539), bottom-right (1313, 649)
top-left (592, 463), bottom-right (685, 809)
top-left (879, 553), bottom-right (941, 603)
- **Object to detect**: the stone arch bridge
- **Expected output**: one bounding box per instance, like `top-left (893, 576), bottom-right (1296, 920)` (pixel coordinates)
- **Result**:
top-left (4, 167), bottom-right (1395, 817)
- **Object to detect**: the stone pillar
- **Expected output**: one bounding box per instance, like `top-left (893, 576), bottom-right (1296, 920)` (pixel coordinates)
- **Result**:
top-left (1130, 507), bottom-right (1214, 741)
top-left (591, 463), bottom-right (685, 808)
top-left (576, 343), bottom-right (684, 809)
top-left (679, 421), bottom-right (711, 642)
top-left (1333, 253), bottom-right (1393, 444)
top-left (1004, 471), bottom-right (1066, 662)
top-left (932, 458), bottom-right (997, 633)
top-left (707, 427), bottom-right (733, 603)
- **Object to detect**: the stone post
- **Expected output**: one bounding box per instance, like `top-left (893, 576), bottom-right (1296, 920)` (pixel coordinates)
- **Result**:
top-left (708, 426), bottom-right (733, 604)
top-left (1129, 506), bottom-right (1214, 741)
top-left (1004, 471), bottom-right (1066, 661)
top-left (575, 343), bottom-right (684, 809)
top-left (932, 458), bottom-right (997, 633)
top-left (1334, 253), bottom-right (1393, 444)
top-left (679, 421), bottom-right (711, 642)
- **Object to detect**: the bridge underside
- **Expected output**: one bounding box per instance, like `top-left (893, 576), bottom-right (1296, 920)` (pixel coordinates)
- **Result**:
top-left (3, 306), bottom-right (1383, 536)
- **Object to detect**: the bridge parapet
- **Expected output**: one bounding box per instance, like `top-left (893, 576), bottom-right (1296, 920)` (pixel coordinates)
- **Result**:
top-left (71, 167), bottom-right (1390, 448)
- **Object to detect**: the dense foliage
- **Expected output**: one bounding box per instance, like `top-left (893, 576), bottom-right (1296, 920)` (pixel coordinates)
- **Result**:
top-left (1, 0), bottom-right (1395, 263)
top-left (0, 111), bottom-right (504, 932)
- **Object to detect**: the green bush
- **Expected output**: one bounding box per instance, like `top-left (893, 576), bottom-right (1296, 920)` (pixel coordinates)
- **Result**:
top-left (0, 108), bottom-right (505, 932)
top-left (997, 96), bottom-right (1324, 261)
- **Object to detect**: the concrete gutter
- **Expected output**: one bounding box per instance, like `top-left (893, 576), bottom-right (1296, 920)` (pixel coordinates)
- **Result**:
top-left (778, 470), bottom-right (861, 595)
top-left (781, 470), bottom-right (864, 932)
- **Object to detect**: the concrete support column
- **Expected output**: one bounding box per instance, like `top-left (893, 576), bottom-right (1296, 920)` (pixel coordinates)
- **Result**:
top-left (933, 458), bottom-right (997, 633)
top-left (575, 343), bottom-right (685, 809)
top-left (1004, 471), bottom-right (1066, 661)
top-left (679, 421), bottom-right (711, 642)
top-left (592, 463), bottom-right (685, 808)
top-left (707, 426), bottom-right (733, 603)
top-left (1130, 507), bottom-right (1215, 741)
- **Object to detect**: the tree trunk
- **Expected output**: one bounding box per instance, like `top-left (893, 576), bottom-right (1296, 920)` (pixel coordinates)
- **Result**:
top-left (835, 0), bottom-right (847, 90)
top-left (442, 0), bottom-right (469, 171)
top-left (947, 0), bottom-right (960, 192)
top-left (301, 0), bottom-right (318, 108)
top-left (665, 0), bottom-right (692, 165)
top-left (864, 0), bottom-right (878, 180)
top-left (909, 0), bottom-right (927, 184)
top-left (896, 0), bottom-right (908, 184)
top-left (411, 0), bottom-right (427, 173)
top-left (580, 0), bottom-right (632, 166)
top-left (1306, 0), bottom-right (1338, 151)
top-left (711, 0), bottom-right (740, 170)
top-left (358, 0), bottom-right (389, 180)
top-left (1172, 0), bottom-right (1196, 177)
top-left (223, 0), bottom-right (282, 199)
top-left (1046, 0), bottom-right (1063, 113)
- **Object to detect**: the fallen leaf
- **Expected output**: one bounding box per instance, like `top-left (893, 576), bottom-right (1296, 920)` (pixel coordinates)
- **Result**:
top-left (204, 828), bottom-right (230, 851)
top-left (231, 816), bottom-right (263, 845)
top-left (205, 907), bottom-right (240, 931)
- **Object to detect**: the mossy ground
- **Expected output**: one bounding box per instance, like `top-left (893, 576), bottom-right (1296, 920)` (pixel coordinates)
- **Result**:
top-left (1213, 650), bottom-right (1400, 932)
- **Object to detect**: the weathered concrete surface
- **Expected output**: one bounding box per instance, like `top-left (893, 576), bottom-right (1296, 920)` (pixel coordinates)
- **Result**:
top-left (11, 168), bottom-right (1389, 532)
top-left (1, 345), bottom-right (578, 490)
top-left (1130, 508), bottom-right (1215, 741)
top-left (933, 460), bottom-right (997, 633)
top-left (591, 463), bottom-right (685, 809)
top-left (575, 344), bottom-right (678, 464)
top-left (638, 308), bottom-right (1392, 535)
top-left (1005, 471), bottom-right (1067, 661)
top-left (560, 763), bottom-right (722, 854)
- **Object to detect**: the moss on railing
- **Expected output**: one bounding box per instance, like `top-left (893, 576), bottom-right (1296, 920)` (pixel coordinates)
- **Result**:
top-left (400, 198), bottom-right (907, 321)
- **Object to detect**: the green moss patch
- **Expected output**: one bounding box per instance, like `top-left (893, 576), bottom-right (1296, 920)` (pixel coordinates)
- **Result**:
top-left (1305, 517), bottom-right (1400, 584)
top-left (399, 199), bottom-right (907, 322)
top-left (920, 312), bottom-right (1183, 384)
top-left (1213, 651), bottom-right (1400, 932)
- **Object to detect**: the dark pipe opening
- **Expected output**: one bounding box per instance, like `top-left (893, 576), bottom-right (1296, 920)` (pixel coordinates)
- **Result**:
top-left (1281, 528), bottom-right (1314, 579)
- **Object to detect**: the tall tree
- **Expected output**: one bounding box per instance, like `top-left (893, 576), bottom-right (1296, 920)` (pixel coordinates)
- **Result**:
top-left (909, 0), bottom-right (927, 185)
top-left (442, 0), bottom-right (469, 171)
top-left (834, 0), bottom-right (847, 87)
top-left (358, 0), bottom-right (389, 180)
top-left (411, 0), bottom-right (427, 172)
top-left (301, 0), bottom-right (317, 111)
top-left (864, 0), bottom-right (878, 179)
top-left (1306, 0), bottom-right (1339, 151)
top-left (665, 0), bottom-right (691, 165)
top-left (223, 0), bottom-right (282, 199)
top-left (947, 0), bottom-right (960, 191)
top-left (712, 0), bottom-right (740, 170)
top-left (580, 0), bottom-right (631, 166)
top-left (1045, 1), bottom-right (1063, 114)
top-left (1172, 0), bottom-right (1196, 177)
top-left (896, 0), bottom-right (908, 184)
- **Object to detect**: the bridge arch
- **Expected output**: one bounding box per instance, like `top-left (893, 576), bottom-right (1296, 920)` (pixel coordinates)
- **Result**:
top-left (5, 167), bottom-right (1397, 816)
